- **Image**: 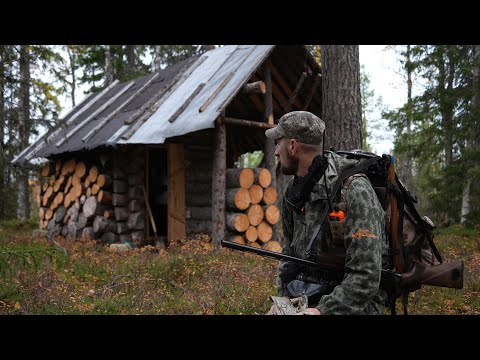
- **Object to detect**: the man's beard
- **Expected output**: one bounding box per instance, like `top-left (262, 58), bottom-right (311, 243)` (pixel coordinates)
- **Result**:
top-left (280, 152), bottom-right (298, 176)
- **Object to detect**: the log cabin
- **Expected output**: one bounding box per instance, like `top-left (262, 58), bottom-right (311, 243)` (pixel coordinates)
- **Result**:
top-left (12, 45), bottom-right (322, 251)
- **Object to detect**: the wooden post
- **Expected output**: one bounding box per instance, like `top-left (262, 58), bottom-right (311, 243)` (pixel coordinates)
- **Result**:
top-left (263, 61), bottom-right (280, 242)
top-left (211, 116), bottom-right (227, 246)
top-left (284, 72), bottom-right (306, 114)
top-left (263, 63), bottom-right (274, 125)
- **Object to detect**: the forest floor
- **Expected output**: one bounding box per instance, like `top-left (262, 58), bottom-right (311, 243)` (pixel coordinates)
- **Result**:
top-left (0, 220), bottom-right (478, 315)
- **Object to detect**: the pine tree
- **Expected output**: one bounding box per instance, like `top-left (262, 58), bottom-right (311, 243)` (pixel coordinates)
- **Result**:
top-left (321, 45), bottom-right (362, 150)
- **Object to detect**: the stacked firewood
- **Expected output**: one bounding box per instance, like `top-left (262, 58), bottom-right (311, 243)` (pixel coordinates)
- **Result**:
top-left (226, 167), bottom-right (282, 253)
top-left (37, 158), bottom-right (127, 243)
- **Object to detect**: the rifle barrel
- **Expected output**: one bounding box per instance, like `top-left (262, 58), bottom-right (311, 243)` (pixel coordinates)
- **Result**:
top-left (221, 240), bottom-right (399, 280)
top-left (221, 240), bottom-right (318, 267)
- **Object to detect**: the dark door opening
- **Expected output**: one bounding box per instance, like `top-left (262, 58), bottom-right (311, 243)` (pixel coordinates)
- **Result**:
top-left (148, 148), bottom-right (168, 243)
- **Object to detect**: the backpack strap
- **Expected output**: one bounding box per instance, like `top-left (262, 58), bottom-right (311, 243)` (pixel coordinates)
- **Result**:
top-left (305, 156), bottom-right (383, 260)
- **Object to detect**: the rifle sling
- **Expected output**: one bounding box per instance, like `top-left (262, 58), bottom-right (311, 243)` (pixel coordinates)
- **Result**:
top-left (396, 174), bottom-right (443, 263)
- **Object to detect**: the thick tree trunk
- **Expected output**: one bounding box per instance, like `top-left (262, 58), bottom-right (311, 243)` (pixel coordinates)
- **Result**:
top-left (17, 45), bottom-right (31, 221)
top-left (461, 45), bottom-right (480, 224)
top-left (0, 48), bottom-right (5, 219)
top-left (320, 45), bottom-right (362, 150)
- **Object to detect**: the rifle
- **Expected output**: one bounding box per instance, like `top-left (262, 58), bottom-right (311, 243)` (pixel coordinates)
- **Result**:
top-left (387, 155), bottom-right (405, 273)
top-left (221, 240), bottom-right (464, 294)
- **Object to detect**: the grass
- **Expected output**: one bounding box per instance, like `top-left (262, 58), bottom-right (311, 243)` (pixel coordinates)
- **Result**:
top-left (0, 220), bottom-right (479, 315)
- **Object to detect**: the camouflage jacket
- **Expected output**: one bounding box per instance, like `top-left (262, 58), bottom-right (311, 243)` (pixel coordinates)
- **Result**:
top-left (277, 151), bottom-right (389, 315)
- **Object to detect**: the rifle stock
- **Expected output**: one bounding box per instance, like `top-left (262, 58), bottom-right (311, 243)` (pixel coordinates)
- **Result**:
top-left (401, 260), bottom-right (464, 289)
top-left (387, 155), bottom-right (405, 273)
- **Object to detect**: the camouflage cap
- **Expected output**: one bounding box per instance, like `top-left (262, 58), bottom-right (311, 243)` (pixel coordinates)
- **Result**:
top-left (265, 111), bottom-right (325, 145)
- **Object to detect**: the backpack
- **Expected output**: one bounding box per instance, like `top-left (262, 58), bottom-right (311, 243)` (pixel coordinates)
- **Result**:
top-left (334, 149), bottom-right (463, 315)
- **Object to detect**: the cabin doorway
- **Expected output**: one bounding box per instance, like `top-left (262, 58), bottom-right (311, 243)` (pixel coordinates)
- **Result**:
top-left (147, 147), bottom-right (168, 244)
top-left (146, 143), bottom-right (185, 246)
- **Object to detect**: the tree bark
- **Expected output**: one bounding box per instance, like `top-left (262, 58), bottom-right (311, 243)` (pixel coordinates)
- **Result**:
top-left (17, 45), bottom-right (31, 221)
top-left (154, 45), bottom-right (162, 71)
top-left (403, 45), bottom-right (414, 194)
top-left (126, 45), bottom-right (136, 78)
top-left (0, 50), bottom-right (5, 219)
top-left (66, 46), bottom-right (77, 107)
top-left (461, 45), bottom-right (480, 224)
top-left (321, 45), bottom-right (362, 150)
top-left (105, 45), bottom-right (114, 86)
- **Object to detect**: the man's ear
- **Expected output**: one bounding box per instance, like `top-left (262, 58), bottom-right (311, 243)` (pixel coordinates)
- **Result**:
top-left (289, 139), bottom-right (298, 155)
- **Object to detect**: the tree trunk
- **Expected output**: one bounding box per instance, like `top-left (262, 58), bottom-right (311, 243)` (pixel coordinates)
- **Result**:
top-left (67, 46), bottom-right (77, 107)
top-left (0, 47), bottom-right (5, 219)
top-left (403, 45), bottom-right (414, 194)
top-left (461, 45), bottom-right (480, 224)
top-left (154, 45), bottom-right (162, 71)
top-left (105, 45), bottom-right (114, 86)
top-left (17, 45), bottom-right (31, 221)
top-left (126, 45), bottom-right (136, 78)
top-left (321, 45), bottom-right (362, 150)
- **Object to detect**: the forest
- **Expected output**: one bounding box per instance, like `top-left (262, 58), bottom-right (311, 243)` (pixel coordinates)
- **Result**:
top-left (1, 45), bottom-right (478, 227)
top-left (0, 45), bottom-right (478, 315)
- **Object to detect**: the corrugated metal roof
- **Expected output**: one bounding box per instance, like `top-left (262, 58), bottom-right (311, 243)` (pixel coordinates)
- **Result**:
top-left (12, 45), bottom-right (274, 165)
top-left (124, 45), bottom-right (274, 144)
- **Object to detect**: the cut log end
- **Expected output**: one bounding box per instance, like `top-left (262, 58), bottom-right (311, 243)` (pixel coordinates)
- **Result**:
top-left (264, 204), bottom-right (280, 225)
top-left (262, 187), bottom-right (278, 205)
top-left (263, 240), bottom-right (282, 253)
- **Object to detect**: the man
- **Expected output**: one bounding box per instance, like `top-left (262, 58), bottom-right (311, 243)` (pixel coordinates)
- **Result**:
top-left (265, 111), bottom-right (388, 315)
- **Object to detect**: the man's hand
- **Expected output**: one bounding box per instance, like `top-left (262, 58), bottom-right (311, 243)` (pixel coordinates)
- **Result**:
top-left (266, 304), bottom-right (278, 315)
top-left (295, 307), bottom-right (321, 315)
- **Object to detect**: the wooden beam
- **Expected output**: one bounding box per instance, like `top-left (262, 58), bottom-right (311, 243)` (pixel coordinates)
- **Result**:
top-left (56, 80), bottom-right (125, 147)
top-left (242, 81), bottom-right (266, 95)
top-left (120, 55), bottom-right (208, 140)
top-left (216, 46), bottom-right (257, 113)
top-left (211, 116), bottom-right (226, 246)
top-left (284, 71), bottom-right (306, 114)
top-left (17, 85), bottom-right (108, 162)
top-left (222, 117), bottom-right (275, 129)
top-left (302, 73), bottom-right (322, 110)
top-left (263, 64), bottom-right (274, 124)
top-left (199, 72), bottom-right (234, 113)
top-left (168, 83), bottom-right (205, 123)
top-left (269, 62), bottom-right (303, 111)
top-left (252, 72), bottom-right (287, 116)
top-left (82, 73), bottom-right (160, 143)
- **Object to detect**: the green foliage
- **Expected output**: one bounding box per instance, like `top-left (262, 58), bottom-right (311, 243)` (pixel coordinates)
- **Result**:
top-left (0, 243), bottom-right (66, 277)
top-left (235, 150), bottom-right (264, 168)
top-left (150, 45), bottom-right (205, 68)
top-left (384, 45), bottom-right (480, 225)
